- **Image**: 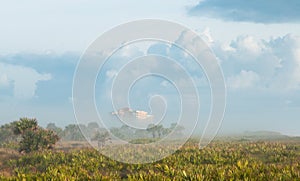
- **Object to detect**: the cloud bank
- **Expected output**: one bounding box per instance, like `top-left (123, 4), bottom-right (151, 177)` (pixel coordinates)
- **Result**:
top-left (189, 0), bottom-right (300, 24)
top-left (0, 63), bottom-right (51, 99)
top-left (209, 33), bottom-right (300, 90)
top-left (0, 31), bottom-right (300, 134)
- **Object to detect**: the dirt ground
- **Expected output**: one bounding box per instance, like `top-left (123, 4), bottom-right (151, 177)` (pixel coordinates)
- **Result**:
top-left (0, 148), bottom-right (19, 177)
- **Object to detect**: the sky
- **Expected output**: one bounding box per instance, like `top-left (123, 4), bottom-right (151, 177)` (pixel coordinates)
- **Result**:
top-left (0, 0), bottom-right (300, 136)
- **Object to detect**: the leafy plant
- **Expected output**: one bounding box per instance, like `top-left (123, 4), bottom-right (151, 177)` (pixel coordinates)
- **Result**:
top-left (13, 118), bottom-right (59, 153)
top-left (1, 137), bottom-right (300, 180)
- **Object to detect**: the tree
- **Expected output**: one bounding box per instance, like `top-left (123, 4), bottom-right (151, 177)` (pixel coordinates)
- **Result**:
top-left (46, 123), bottom-right (63, 136)
top-left (13, 118), bottom-right (59, 153)
top-left (87, 122), bottom-right (100, 139)
top-left (13, 118), bottom-right (38, 135)
top-left (147, 124), bottom-right (157, 138)
top-left (162, 127), bottom-right (171, 136)
top-left (62, 124), bottom-right (86, 141)
top-left (119, 124), bottom-right (135, 140)
top-left (0, 123), bottom-right (19, 147)
top-left (87, 122), bottom-right (100, 130)
top-left (110, 127), bottom-right (124, 139)
top-left (170, 123), bottom-right (185, 137)
top-left (156, 125), bottom-right (164, 138)
top-left (91, 131), bottom-right (110, 148)
top-left (134, 129), bottom-right (148, 138)
top-left (147, 124), bottom-right (166, 138)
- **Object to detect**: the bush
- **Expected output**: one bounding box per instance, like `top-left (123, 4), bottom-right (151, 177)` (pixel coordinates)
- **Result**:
top-left (13, 118), bottom-right (59, 153)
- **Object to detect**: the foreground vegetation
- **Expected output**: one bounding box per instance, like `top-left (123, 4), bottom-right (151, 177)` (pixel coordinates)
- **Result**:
top-left (0, 140), bottom-right (300, 180)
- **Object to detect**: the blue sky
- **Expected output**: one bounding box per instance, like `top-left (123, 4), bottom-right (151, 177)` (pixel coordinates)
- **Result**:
top-left (0, 0), bottom-right (300, 136)
top-left (190, 0), bottom-right (300, 23)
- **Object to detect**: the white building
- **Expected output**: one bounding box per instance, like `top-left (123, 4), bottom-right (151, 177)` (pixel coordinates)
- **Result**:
top-left (112, 107), bottom-right (153, 122)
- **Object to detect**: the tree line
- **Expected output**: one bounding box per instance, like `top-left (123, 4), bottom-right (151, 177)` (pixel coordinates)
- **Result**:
top-left (0, 118), bottom-right (184, 153)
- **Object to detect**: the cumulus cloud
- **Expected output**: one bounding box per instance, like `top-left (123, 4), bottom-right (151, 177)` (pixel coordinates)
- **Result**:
top-left (149, 31), bottom-right (300, 91)
top-left (200, 27), bottom-right (214, 45)
top-left (265, 35), bottom-right (300, 89)
top-left (0, 74), bottom-right (10, 87)
top-left (189, 0), bottom-right (300, 24)
top-left (227, 70), bottom-right (260, 89)
top-left (231, 36), bottom-right (262, 56)
top-left (0, 63), bottom-right (51, 99)
top-left (160, 80), bottom-right (170, 87)
top-left (119, 43), bottom-right (145, 58)
top-left (214, 34), bottom-right (300, 90)
top-left (106, 69), bottom-right (118, 79)
top-left (99, 31), bottom-right (300, 92)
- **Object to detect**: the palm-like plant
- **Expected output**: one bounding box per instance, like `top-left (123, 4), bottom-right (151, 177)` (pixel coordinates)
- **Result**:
top-left (13, 118), bottom-right (59, 153)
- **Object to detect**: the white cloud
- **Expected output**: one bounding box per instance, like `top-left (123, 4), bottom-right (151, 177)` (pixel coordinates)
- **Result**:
top-left (94, 31), bottom-right (300, 94)
top-left (106, 69), bottom-right (118, 79)
top-left (266, 35), bottom-right (300, 90)
top-left (200, 27), bottom-right (214, 46)
top-left (118, 43), bottom-right (145, 58)
top-left (291, 48), bottom-right (300, 88)
top-left (231, 36), bottom-right (262, 56)
top-left (227, 70), bottom-right (260, 89)
top-left (0, 74), bottom-right (10, 87)
top-left (213, 34), bottom-right (300, 91)
top-left (0, 63), bottom-right (52, 99)
top-left (215, 35), bottom-right (267, 64)
top-left (160, 80), bottom-right (170, 87)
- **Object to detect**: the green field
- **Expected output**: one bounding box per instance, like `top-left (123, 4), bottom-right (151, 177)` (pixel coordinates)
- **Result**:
top-left (1, 140), bottom-right (300, 180)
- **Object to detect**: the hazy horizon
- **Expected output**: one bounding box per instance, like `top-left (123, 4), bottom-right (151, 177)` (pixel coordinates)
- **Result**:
top-left (1, 0), bottom-right (300, 137)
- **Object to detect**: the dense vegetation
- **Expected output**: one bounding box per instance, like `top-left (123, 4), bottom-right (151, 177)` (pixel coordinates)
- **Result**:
top-left (0, 140), bottom-right (300, 180)
top-left (1, 119), bottom-right (184, 147)
top-left (1, 119), bottom-right (299, 180)
top-left (0, 118), bottom-right (59, 153)
top-left (13, 118), bottom-right (59, 153)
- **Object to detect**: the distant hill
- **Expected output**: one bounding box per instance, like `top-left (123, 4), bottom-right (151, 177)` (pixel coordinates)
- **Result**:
top-left (214, 130), bottom-right (293, 141)
top-left (244, 130), bottom-right (283, 136)
top-left (241, 131), bottom-right (290, 140)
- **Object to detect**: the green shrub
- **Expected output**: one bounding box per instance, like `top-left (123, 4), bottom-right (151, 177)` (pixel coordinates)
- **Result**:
top-left (13, 118), bottom-right (59, 153)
